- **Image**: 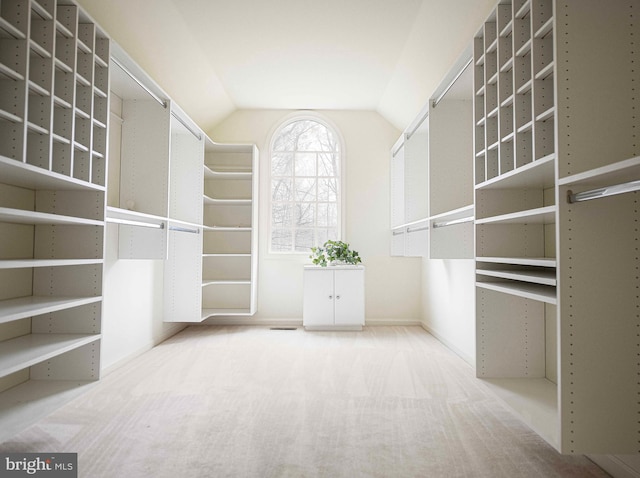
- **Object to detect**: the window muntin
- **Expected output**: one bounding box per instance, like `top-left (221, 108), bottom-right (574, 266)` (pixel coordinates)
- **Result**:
top-left (270, 118), bottom-right (341, 253)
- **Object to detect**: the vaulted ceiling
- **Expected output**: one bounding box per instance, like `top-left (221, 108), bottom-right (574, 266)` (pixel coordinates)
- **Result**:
top-left (76, 0), bottom-right (494, 132)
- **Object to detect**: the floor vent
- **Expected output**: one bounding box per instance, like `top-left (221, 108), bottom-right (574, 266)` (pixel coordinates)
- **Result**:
top-left (270, 327), bottom-right (297, 331)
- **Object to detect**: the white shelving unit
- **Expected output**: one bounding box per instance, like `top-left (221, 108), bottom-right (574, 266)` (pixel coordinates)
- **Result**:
top-left (390, 49), bottom-right (475, 260)
top-left (201, 139), bottom-right (259, 319)
top-left (0, 0), bottom-right (109, 440)
top-left (107, 45), bottom-right (258, 323)
top-left (107, 43), bottom-right (170, 261)
top-left (474, 0), bottom-right (639, 454)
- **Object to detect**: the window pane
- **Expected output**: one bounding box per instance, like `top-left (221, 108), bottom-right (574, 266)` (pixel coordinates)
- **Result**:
top-left (295, 153), bottom-right (316, 177)
top-left (294, 229), bottom-right (315, 251)
top-left (316, 228), bottom-right (338, 246)
top-left (272, 203), bottom-right (293, 227)
top-left (317, 203), bottom-right (337, 227)
top-left (272, 178), bottom-right (293, 202)
top-left (294, 178), bottom-right (316, 202)
top-left (271, 229), bottom-right (292, 252)
top-left (295, 203), bottom-right (315, 227)
top-left (318, 152), bottom-right (339, 177)
top-left (272, 152), bottom-right (293, 176)
top-left (318, 178), bottom-right (338, 202)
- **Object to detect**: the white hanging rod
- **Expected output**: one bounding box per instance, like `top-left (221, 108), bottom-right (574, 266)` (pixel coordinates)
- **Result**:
top-left (407, 225), bottom-right (429, 233)
top-left (169, 225), bottom-right (200, 234)
top-left (432, 57), bottom-right (473, 108)
top-left (567, 179), bottom-right (640, 203)
top-left (432, 216), bottom-right (474, 229)
top-left (111, 57), bottom-right (167, 109)
top-left (171, 111), bottom-right (202, 141)
top-left (406, 111), bottom-right (429, 140)
top-left (106, 217), bottom-right (165, 229)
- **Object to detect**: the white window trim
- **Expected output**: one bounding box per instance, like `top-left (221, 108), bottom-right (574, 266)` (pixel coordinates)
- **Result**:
top-left (267, 111), bottom-right (346, 255)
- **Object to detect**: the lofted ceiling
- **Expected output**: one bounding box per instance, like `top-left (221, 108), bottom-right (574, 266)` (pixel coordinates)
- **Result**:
top-left (76, 0), bottom-right (494, 133)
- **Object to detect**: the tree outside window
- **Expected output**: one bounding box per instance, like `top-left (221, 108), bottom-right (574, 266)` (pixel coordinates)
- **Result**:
top-left (270, 118), bottom-right (342, 253)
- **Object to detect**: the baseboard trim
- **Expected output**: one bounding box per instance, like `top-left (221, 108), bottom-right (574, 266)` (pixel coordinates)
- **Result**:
top-left (420, 322), bottom-right (476, 368)
top-left (588, 455), bottom-right (640, 478)
top-left (199, 317), bottom-right (423, 327)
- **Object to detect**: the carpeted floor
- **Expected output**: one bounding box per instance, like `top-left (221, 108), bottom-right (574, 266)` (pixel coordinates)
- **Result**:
top-left (0, 326), bottom-right (610, 477)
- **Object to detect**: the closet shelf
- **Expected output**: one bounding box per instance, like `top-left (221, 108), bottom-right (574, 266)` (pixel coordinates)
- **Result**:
top-left (203, 253), bottom-right (251, 258)
top-left (0, 259), bottom-right (103, 269)
top-left (481, 377), bottom-right (558, 450)
top-left (0, 207), bottom-right (103, 226)
top-left (0, 334), bottom-right (101, 379)
top-left (0, 63), bottom-right (24, 81)
top-left (475, 205), bottom-right (556, 225)
top-left (476, 279), bottom-right (557, 304)
top-left (0, 156), bottom-right (105, 191)
top-left (558, 154), bottom-right (640, 188)
top-left (0, 296), bottom-right (102, 325)
top-left (477, 256), bottom-right (556, 268)
top-left (0, 110), bottom-right (22, 123)
top-left (202, 279), bottom-right (251, 286)
top-left (476, 268), bottom-right (556, 286)
top-left (203, 225), bottom-right (251, 232)
top-left (476, 153), bottom-right (555, 189)
top-left (201, 308), bottom-right (252, 319)
top-left (0, 18), bottom-right (25, 39)
top-left (203, 195), bottom-right (251, 206)
top-left (534, 17), bottom-right (554, 39)
top-left (203, 166), bottom-right (252, 179)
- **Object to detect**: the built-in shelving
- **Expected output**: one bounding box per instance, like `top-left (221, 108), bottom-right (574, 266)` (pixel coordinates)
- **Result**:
top-left (0, 0), bottom-right (109, 442)
top-left (474, 0), bottom-right (639, 455)
top-left (390, 50), bottom-right (475, 260)
top-left (201, 140), bottom-right (258, 319)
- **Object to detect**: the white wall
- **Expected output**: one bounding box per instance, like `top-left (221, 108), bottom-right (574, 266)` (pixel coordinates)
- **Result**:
top-left (101, 228), bottom-right (184, 373)
top-left (209, 109), bottom-right (421, 324)
top-left (420, 259), bottom-right (476, 366)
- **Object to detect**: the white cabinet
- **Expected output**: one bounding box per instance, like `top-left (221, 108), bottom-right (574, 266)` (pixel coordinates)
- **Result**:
top-left (303, 266), bottom-right (364, 330)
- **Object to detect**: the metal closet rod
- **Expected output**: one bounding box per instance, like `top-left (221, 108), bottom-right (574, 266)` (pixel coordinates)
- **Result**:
top-left (407, 225), bottom-right (429, 233)
top-left (432, 216), bottom-right (474, 229)
top-left (107, 217), bottom-right (165, 229)
top-left (111, 56), bottom-right (168, 109)
top-left (432, 57), bottom-right (473, 109)
top-left (169, 225), bottom-right (200, 234)
top-left (171, 111), bottom-right (202, 141)
top-left (567, 179), bottom-right (640, 203)
top-left (406, 111), bottom-right (428, 140)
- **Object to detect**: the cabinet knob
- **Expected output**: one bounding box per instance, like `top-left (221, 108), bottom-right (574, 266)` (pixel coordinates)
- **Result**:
top-left (329, 295), bottom-right (333, 299)
top-left (336, 295), bottom-right (341, 300)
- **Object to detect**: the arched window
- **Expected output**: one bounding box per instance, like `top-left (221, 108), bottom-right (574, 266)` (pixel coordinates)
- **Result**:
top-left (270, 117), bottom-right (342, 253)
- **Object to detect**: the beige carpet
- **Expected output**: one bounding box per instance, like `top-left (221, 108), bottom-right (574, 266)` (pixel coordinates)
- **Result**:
top-left (0, 326), bottom-right (609, 477)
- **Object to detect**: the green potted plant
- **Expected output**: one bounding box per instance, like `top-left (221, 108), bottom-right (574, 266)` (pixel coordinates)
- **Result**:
top-left (309, 240), bottom-right (362, 267)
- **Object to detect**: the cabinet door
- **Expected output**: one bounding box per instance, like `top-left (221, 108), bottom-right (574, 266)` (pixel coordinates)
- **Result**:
top-left (303, 269), bottom-right (335, 326)
top-left (334, 269), bottom-right (364, 326)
